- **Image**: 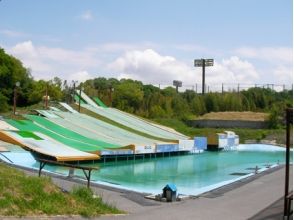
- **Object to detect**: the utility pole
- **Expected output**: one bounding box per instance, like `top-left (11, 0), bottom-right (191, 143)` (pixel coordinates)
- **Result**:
top-left (45, 84), bottom-right (48, 109)
top-left (78, 83), bottom-right (83, 113)
top-left (13, 82), bottom-right (20, 115)
top-left (109, 85), bottom-right (114, 107)
top-left (194, 58), bottom-right (214, 95)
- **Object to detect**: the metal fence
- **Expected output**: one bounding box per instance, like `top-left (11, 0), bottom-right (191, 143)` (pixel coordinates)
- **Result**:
top-left (155, 83), bottom-right (293, 93)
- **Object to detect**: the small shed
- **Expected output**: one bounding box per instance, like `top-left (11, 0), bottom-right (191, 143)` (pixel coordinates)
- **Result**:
top-left (162, 183), bottom-right (177, 202)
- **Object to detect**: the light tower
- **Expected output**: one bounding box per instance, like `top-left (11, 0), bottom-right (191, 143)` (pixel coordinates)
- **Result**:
top-left (194, 58), bottom-right (214, 95)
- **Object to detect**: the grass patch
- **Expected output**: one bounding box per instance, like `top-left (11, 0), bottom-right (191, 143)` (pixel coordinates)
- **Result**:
top-left (197, 111), bottom-right (269, 121)
top-left (152, 118), bottom-right (286, 144)
top-left (0, 163), bottom-right (122, 217)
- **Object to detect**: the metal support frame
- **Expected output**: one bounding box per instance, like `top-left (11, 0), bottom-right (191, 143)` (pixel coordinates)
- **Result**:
top-left (38, 159), bottom-right (98, 188)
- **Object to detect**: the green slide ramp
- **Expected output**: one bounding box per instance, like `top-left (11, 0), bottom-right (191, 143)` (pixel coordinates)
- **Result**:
top-left (74, 94), bottom-right (86, 104)
top-left (6, 119), bottom-right (109, 152)
top-left (25, 115), bottom-right (121, 149)
top-left (93, 97), bottom-right (108, 108)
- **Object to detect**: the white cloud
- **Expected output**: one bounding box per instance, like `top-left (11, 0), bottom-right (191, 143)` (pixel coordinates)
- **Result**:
top-left (272, 65), bottom-right (293, 84)
top-left (235, 47), bottom-right (293, 64)
top-left (216, 56), bottom-right (259, 83)
top-left (86, 42), bottom-right (159, 54)
top-left (0, 29), bottom-right (28, 38)
top-left (5, 42), bottom-right (291, 89)
top-left (7, 41), bottom-right (101, 80)
top-left (68, 71), bottom-right (93, 82)
top-left (9, 41), bottom-right (52, 73)
top-left (108, 49), bottom-right (260, 86)
top-left (79, 10), bottom-right (93, 21)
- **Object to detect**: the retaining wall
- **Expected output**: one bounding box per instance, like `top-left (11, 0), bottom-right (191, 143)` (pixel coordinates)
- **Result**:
top-left (188, 119), bottom-right (268, 129)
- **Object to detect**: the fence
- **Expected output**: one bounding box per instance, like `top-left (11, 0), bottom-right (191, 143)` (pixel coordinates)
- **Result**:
top-left (155, 83), bottom-right (293, 93)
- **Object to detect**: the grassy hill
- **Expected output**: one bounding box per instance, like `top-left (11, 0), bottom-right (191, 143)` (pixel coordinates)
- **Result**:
top-left (197, 111), bottom-right (269, 121)
top-left (0, 163), bottom-right (122, 217)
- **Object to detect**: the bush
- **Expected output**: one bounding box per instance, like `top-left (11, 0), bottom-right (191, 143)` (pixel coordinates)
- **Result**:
top-left (267, 107), bottom-right (280, 129)
top-left (0, 92), bottom-right (9, 112)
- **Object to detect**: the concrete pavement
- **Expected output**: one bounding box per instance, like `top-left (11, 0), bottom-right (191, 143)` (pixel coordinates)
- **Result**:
top-left (98, 166), bottom-right (292, 220)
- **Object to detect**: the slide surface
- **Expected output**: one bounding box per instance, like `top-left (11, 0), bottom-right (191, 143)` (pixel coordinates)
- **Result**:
top-left (0, 130), bottom-right (99, 161)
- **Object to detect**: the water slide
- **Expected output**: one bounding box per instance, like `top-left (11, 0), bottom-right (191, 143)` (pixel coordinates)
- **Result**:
top-left (59, 102), bottom-right (79, 113)
top-left (0, 130), bottom-right (99, 161)
top-left (24, 115), bottom-right (124, 150)
top-left (74, 94), bottom-right (86, 104)
top-left (82, 104), bottom-right (189, 140)
top-left (6, 119), bottom-right (110, 153)
top-left (77, 92), bottom-right (189, 140)
top-left (49, 106), bottom-right (61, 112)
top-left (77, 90), bottom-right (98, 107)
top-left (50, 111), bottom-right (165, 146)
top-left (77, 91), bottom-right (188, 140)
top-left (112, 108), bottom-right (188, 137)
top-left (93, 97), bottom-right (108, 108)
top-left (35, 110), bottom-right (60, 118)
top-left (0, 120), bottom-right (18, 131)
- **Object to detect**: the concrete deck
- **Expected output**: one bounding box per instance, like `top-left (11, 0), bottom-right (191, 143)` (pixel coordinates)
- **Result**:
top-left (3, 164), bottom-right (292, 220)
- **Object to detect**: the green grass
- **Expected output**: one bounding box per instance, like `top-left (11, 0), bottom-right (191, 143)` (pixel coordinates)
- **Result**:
top-left (0, 163), bottom-right (122, 217)
top-left (152, 118), bottom-right (286, 145)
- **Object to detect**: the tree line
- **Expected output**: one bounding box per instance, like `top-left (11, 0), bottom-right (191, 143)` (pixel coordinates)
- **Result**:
top-left (81, 78), bottom-right (292, 121)
top-left (0, 48), bottom-right (292, 128)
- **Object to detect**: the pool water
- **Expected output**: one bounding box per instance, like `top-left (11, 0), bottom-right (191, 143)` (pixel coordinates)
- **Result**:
top-left (0, 144), bottom-right (291, 196)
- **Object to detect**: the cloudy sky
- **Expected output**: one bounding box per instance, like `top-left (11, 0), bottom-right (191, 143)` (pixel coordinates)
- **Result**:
top-left (0, 0), bottom-right (292, 90)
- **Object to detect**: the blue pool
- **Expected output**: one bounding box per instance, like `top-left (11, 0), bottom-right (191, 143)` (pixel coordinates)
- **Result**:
top-left (0, 144), bottom-right (291, 196)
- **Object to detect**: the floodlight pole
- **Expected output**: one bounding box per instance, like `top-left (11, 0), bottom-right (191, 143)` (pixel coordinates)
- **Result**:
top-left (202, 59), bottom-right (205, 95)
top-left (194, 58), bottom-right (213, 95)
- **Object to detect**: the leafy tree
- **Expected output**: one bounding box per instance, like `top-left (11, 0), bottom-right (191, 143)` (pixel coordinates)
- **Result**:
top-left (267, 106), bottom-right (280, 129)
top-left (113, 80), bottom-right (144, 113)
top-left (0, 48), bottom-right (33, 106)
top-left (0, 92), bottom-right (9, 112)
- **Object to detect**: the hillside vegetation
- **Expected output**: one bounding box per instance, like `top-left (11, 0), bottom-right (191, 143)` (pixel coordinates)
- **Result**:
top-left (0, 163), bottom-right (121, 217)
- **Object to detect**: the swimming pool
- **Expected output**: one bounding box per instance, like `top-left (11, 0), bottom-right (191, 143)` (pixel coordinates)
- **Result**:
top-left (0, 144), bottom-right (291, 196)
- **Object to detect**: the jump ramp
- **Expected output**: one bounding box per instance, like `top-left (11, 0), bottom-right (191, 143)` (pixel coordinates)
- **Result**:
top-left (0, 130), bottom-right (99, 162)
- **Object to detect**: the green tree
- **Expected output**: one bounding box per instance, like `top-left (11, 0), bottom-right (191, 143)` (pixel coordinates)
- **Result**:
top-left (113, 80), bottom-right (144, 113)
top-left (0, 92), bottom-right (9, 112)
top-left (0, 48), bottom-right (33, 106)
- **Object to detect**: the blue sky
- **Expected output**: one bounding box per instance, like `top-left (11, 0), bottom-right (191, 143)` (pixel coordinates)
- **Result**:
top-left (0, 0), bottom-right (292, 90)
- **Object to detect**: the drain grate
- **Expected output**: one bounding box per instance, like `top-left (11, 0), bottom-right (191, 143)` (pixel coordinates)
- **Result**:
top-left (230, 172), bottom-right (249, 176)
